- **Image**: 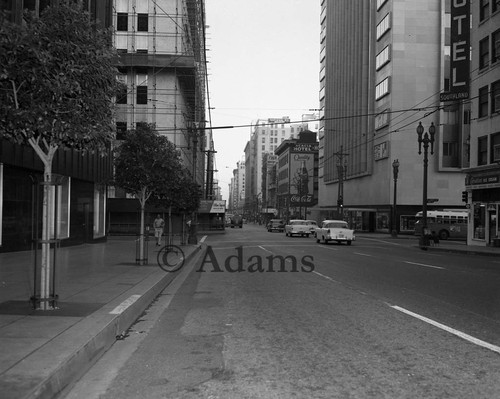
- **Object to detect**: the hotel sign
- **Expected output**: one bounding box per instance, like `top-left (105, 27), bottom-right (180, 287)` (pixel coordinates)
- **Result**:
top-left (441, 0), bottom-right (470, 102)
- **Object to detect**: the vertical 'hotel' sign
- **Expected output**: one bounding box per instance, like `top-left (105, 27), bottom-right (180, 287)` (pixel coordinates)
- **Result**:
top-left (441, 0), bottom-right (470, 101)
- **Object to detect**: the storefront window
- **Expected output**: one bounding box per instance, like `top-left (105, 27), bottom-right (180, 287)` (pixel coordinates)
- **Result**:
top-left (473, 203), bottom-right (486, 239)
top-left (0, 163), bottom-right (3, 246)
top-left (47, 176), bottom-right (70, 240)
top-left (376, 211), bottom-right (390, 231)
top-left (94, 184), bottom-right (106, 238)
top-left (400, 215), bottom-right (417, 233)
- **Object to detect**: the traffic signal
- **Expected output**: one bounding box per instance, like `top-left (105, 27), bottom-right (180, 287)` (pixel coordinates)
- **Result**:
top-left (461, 191), bottom-right (468, 203)
top-left (337, 197), bottom-right (343, 207)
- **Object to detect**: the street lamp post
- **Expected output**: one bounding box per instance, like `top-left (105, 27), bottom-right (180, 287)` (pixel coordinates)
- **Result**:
top-left (187, 120), bottom-right (205, 244)
top-left (416, 121), bottom-right (435, 248)
top-left (391, 159), bottom-right (400, 237)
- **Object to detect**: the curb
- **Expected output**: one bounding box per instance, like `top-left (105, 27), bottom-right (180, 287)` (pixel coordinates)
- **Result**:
top-left (421, 245), bottom-right (500, 257)
top-left (2, 245), bottom-right (202, 399)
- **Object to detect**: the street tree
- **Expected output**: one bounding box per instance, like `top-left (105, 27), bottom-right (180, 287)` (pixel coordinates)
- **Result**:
top-left (153, 168), bottom-right (202, 244)
top-left (114, 123), bottom-right (184, 263)
top-left (0, 6), bottom-right (121, 309)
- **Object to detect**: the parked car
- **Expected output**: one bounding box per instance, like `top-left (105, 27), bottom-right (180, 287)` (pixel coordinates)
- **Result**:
top-left (267, 219), bottom-right (285, 232)
top-left (315, 220), bottom-right (355, 245)
top-left (285, 220), bottom-right (311, 237)
top-left (305, 220), bottom-right (318, 235)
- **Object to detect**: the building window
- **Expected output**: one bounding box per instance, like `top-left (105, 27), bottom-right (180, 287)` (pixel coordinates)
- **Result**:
top-left (377, 0), bottom-right (388, 10)
top-left (493, 29), bottom-right (500, 64)
top-left (480, 0), bottom-right (490, 21)
top-left (492, 80), bottom-right (500, 113)
top-left (479, 37), bottom-right (490, 69)
top-left (375, 77), bottom-right (390, 100)
top-left (478, 136), bottom-right (488, 166)
top-left (375, 109), bottom-right (390, 130)
top-left (116, 85), bottom-right (127, 104)
top-left (116, 122), bottom-right (127, 140)
top-left (94, 185), bottom-right (106, 239)
top-left (376, 45), bottom-right (390, 70)
top-left (479, 86), bottom-right (489, 117)
top-left (262, 137), bottom-right (265, 143)
top-left (117, 13), bottom-right (128, 31)
top-left (137, 13), bottom-right (148, 32)
top-left (490, 133), bottom-right (500, 162)
top-left (443, 142), bottom-right (458, 157)
top-left (376, 13), bottom-right (391, 40)
top-left (493, 0), bottom-right (500, 12)
top-left (46, 176), bottom-right (70, 240)
top-left (136, 86), bottom-right (147, 104)
top-left (262, 145), bottom-right (265, 150)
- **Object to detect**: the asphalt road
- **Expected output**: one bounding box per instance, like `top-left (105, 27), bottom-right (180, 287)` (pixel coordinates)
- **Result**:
top-left (64, 224), bottom-right (500, 398)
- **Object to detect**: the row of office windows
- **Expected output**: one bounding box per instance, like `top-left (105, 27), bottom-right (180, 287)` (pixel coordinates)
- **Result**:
top-left (478, 131), bottom-right (500, 165)
top-left (479, 29), bottom-right (500, 70)
top-left (375, 2), bottom-right (391, 106)
top-left (116, 12), bottom-right (148, 32)
top-left (116, 85), bottom-right (148, 105)
top-left (478, 80), bottom-right (500, 117)
top-left (479, 0), bottom-right (500, 21)
top-left (263, 137), bottom-right (283, 144)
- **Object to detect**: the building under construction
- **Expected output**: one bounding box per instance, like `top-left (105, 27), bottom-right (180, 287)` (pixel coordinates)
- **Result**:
top-left (110, 0), bottom-right (215, 233)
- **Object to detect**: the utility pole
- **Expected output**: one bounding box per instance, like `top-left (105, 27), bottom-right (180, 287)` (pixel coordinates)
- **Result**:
top-left (335, 146), bottom-right (349, 219)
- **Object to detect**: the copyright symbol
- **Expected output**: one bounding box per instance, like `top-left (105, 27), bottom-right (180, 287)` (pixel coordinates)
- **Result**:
top-left (157, 245), bottom-right (185, 273)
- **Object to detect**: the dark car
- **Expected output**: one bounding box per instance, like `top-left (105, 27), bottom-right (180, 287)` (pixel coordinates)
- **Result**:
top-left (267, 219), bottom-right (285, 232)
top-left (231, 214), bottom-right (243, 228)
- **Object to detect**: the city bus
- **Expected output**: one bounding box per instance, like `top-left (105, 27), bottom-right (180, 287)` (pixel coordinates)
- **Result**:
top-left (414, 210), bottom-right (468, 240)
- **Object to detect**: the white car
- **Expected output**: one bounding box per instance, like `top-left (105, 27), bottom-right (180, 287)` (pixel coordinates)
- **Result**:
top-left (305, 220), bottom-right (318, 235)
top-left (315, 220), bottom-right (355, 245)
top-left (285, 220), bottom-right (311, 237)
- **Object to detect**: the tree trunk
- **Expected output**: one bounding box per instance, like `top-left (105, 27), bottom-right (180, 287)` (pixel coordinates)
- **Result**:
top-left (139, 202), bottom-right (146, 265)
top-left (40, 162), bottom-right (54, 309)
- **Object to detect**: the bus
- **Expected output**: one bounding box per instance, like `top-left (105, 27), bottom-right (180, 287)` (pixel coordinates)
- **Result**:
top-left (414, 210), bottom-right (468, 240)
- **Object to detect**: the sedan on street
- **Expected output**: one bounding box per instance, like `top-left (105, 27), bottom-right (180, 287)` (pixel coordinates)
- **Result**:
top-left (315, 220), bottom-right (355, 245)
top-left (285, 220), bottom-right (311, 237)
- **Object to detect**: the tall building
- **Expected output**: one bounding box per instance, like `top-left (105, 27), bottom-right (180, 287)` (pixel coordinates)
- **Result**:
top-left (319, 0), bottom-right (466, 233)
top-left (229, 159), bottom-right (245, 214)
top-left (275, 131), bottom-right (319, 221)
top-left (109, 0), bottom-right (209, 231)
top-left (0, 0), bottom-right (114, 252)
top-left (243, 116), bottom-right (318, 220)
top-left (465, 0), bottom-right (500, 246)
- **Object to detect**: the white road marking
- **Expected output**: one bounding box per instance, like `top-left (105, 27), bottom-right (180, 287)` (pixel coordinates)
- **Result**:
top-left (109, 295), bottom-right (141, 315)
top-left (258, 245), bottom-right (273, 254)
top-left (200, 235), bottom-right (207, 243)
top-left (319, 246), bottom-right (339, 251)
top-left (390, 305), bottom-right (500, 355)
top-left (404, 261), bottom-right (445, 270)
top-left (313, 271), bottom-right (337, 282)
top-left (354, 252), bottom-right (373, 257)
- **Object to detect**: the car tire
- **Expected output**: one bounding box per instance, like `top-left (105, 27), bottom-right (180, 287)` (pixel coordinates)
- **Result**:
top-left (347, 241), bottom-right (352, 245)
top-left (316, 237), bottom-right (320, 243)
top-left (306, 234), bottom-right (310, 237)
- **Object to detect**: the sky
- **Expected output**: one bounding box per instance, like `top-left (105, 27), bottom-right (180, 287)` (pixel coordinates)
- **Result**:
top-left (204, 0), bottom-right (321, 202)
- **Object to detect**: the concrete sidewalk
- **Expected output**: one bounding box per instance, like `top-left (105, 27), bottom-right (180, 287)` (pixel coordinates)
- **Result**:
top-left (0, 236), bottom-right (202, 399)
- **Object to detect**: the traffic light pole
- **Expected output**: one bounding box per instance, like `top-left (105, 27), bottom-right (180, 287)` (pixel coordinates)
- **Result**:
top-left (335, 146), bottom-right (348, 219)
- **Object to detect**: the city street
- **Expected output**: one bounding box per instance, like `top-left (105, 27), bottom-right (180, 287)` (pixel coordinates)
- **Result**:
top-left (64, 224), bottom-right (500, 398)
